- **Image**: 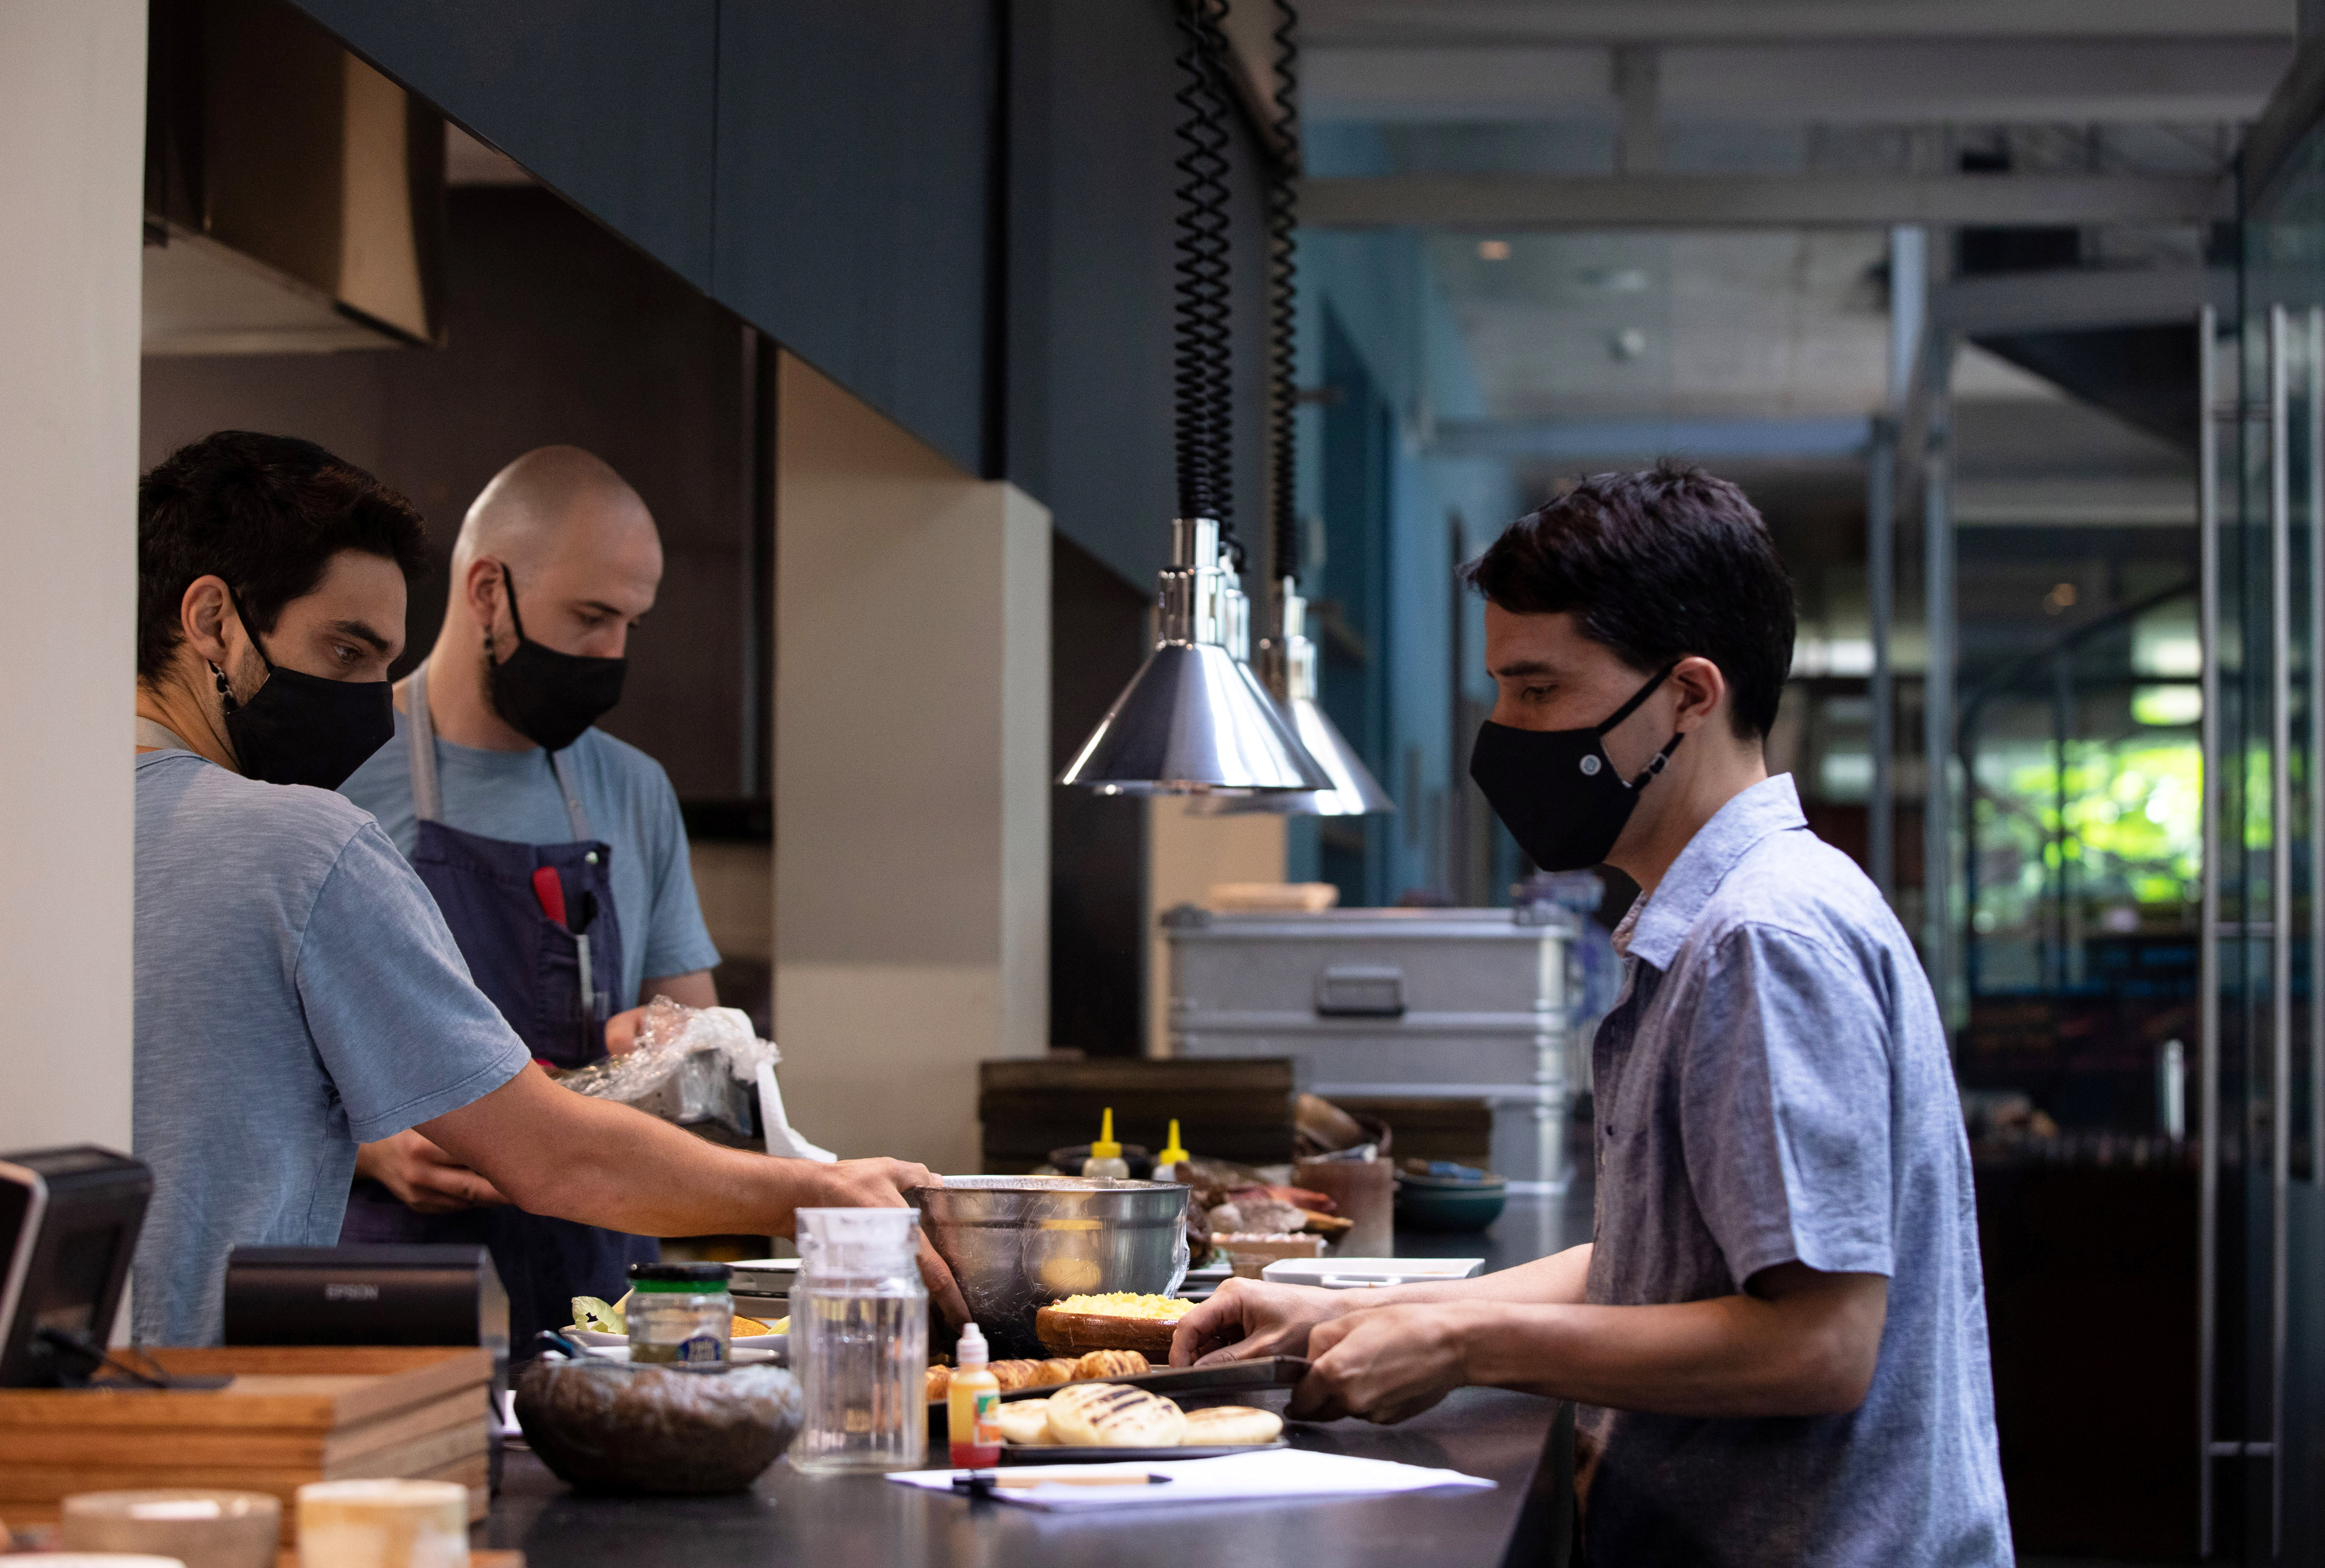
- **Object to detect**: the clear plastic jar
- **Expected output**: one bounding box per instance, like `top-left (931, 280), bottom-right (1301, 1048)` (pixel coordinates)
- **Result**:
top-left (625, 1261), bottom-right (734, 1365)
top-left (790, 1208), bottom-right (927, 1474)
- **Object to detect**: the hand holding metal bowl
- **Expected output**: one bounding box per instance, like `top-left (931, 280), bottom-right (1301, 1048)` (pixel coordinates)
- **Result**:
top-left (910, 1177), bottom-right (1190, 1358)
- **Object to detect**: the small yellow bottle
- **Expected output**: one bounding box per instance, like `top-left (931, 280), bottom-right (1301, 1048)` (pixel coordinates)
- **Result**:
top-left (1154, 1118), bottom-right (1192, 1184)
top-left (947, 1321), bottom-right (1002, 1467)
top-left (1081, 1108), bottom-right (1131, 1180)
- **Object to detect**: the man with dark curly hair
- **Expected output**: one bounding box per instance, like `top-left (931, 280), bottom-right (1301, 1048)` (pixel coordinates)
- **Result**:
top-left (1174, 464), bottom-right (2009, 1566)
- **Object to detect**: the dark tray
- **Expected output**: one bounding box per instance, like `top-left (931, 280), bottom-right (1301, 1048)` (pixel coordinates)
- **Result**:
top-left (995, 1438), bottom-right (1289, 1463)
top-left (926, 1357), bottom-right (1310, 1435)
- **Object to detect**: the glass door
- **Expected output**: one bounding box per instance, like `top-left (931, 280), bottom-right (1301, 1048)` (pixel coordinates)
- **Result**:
top-left (2212, 124), bottom-right (2325, 1561)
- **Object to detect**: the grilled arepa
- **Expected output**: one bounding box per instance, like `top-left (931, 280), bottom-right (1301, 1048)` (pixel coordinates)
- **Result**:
top-left (1044, 1381), bottom-right (1187, 1448)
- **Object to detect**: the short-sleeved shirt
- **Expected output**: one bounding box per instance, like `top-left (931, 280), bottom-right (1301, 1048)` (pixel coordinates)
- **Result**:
top-left (339, 711), bottom-right (720, 1010)
top-left (1581, 774), bottom-right (2010, 1566)
top-left (133, 750), bottom-right (533, 1345)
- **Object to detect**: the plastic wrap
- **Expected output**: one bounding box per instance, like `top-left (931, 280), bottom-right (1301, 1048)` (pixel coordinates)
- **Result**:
top-left (557, 997), bottom-right (783, 1138)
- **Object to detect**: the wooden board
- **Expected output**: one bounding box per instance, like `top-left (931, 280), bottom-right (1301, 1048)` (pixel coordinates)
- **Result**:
top-left (0, 1387), bottom-right (485, 1467)
top-left (0, 1347), bottom-right (491, 1433)
top-left (1329, 1095), bottom-right (1495, 1167)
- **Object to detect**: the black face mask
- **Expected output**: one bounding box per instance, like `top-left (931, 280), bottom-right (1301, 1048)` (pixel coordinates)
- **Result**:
top-left (214, 588), bottom-right (394, 791)
top-left (1468, 663), bottom-right (1686, 873)
top-left (485, 564), bottom-right (627, 752)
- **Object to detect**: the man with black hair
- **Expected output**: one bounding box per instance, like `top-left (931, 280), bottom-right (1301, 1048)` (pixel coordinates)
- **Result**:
top-left (1174, 464), bottom-right (2009, 1564)
top-left (132, 431), bottom-right (961, 1346)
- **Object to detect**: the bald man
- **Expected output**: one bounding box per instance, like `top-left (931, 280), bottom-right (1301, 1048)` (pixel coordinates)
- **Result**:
top-left (337, 446), bottom-right (726, 1352)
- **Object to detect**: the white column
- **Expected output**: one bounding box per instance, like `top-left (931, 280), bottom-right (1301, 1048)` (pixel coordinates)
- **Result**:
top-left (773, 352), bottom-right (1049, 1175)
top-left (0, 0), bottom-right (146, 1153)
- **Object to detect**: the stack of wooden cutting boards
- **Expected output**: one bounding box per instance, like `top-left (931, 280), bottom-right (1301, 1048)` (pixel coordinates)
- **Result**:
top-left (0, 1346), bottom-right (492, 1547)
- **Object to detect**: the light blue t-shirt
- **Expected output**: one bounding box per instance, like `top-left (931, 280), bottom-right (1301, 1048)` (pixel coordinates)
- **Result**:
top-left (133, 750), bottom-right (532, 1345)
top-left (339, 712), bottom-right (720, 1011)
top-left (1584, 774), bottom-right (2010, 1565)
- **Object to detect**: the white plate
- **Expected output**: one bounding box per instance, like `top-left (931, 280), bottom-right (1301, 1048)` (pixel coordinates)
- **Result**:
top-left (565, 1326), bottom-right (787, 1350)
top-left (569, 1343), bottom-right (781, 1365)
top-left (1259, 1257), bottom-right (1484, 1289)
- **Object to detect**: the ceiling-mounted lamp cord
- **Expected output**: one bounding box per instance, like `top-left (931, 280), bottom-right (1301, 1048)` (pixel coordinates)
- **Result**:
top-left (1173, 0), bottom-right (1242, 567)
top-left (1267, 0), bottom-right (1300, 591)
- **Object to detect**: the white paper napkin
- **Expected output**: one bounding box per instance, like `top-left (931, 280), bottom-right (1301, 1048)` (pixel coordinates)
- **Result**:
top-left (886, 1449), bottom-right (1496, 1511)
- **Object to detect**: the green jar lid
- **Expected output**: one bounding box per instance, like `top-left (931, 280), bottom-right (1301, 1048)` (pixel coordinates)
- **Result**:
top-left (627, 1261), bottom-right (733, 1292)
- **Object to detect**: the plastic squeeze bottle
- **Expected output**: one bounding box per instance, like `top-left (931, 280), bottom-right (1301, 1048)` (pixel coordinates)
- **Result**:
top-left (1154, 1119), bottom-right (1192, 1184)
top-left (947, 1321), bottom-right (1003, 1467)
top-left (1080, 1108), bottom-right (1131, 1180)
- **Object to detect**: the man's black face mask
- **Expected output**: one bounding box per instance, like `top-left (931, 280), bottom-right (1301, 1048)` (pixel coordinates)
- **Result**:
top-left (215, 586), bottom-right (394, 791)
top-left (485, 563), bottom-right (627, 753)
top-left (1467, 663), bottom-right (1685, 872)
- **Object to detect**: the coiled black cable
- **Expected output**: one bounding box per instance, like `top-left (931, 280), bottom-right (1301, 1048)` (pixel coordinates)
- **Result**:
top-left (1171, 0), bottom-right (1232, 531)
top-left (1267, 0), bottom-right (1300, 589)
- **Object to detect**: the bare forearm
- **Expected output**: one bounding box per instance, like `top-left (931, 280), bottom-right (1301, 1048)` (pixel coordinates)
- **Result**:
top-left (1369, 1244), bottom-right (1593, 1309)
top-left (1455, 1290), bottom-right (1878, 1417)
top-left (420, 1071), bottom-right (819, 1237)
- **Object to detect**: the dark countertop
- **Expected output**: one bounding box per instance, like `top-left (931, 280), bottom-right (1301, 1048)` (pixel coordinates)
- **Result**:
top-left (489, 1191), bottom-right (1590, 1568)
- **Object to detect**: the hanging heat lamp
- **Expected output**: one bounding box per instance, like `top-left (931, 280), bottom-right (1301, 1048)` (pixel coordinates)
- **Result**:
top-left (1200, 0), bottom-right (1392, 819)
top-left (1059, 0), bottom-right (1330, 796)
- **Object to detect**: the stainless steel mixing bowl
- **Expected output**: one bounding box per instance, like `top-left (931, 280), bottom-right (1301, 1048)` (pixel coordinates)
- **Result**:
top-left (911, 1177), bottom-right (1190, 1358)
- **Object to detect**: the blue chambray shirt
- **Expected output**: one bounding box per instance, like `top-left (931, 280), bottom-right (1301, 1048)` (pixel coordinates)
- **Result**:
top-left (1580, 774), bottom-right (2012, 1566)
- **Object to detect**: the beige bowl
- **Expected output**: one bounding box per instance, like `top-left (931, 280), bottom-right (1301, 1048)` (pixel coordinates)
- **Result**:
top-left (296, 1479), bottom-right (468, 1568)
top-left (61, 1490), bottom-right (278, 1568)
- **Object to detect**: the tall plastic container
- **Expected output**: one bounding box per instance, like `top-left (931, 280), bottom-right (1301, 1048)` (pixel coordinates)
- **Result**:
top-left (790, 1207), bottom-right (928, 1475)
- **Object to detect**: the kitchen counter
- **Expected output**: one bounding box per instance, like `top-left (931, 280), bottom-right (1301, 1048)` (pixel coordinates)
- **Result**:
top-left (486, 1190), bottom-right (1591, 1568)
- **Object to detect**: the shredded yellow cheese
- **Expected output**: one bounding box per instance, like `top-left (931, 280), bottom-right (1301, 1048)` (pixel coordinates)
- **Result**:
top-left (1050, 1292), bottom-right (1193, 1319)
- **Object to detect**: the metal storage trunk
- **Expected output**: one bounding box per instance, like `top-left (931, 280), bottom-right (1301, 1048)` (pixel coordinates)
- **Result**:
top-left (1164, 906), bottom-right (1580, 1188)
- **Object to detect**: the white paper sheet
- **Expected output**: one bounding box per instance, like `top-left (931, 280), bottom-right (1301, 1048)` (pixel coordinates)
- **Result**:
top-left (885, 1449), bottom-right (1495, 1511)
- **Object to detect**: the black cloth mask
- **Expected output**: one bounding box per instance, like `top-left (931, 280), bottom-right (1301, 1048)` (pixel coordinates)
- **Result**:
top-left (214, 587), bottom-right (394, 791)
top-left (1468, 663), bottom-right (1686, 873)
top-left (485, 564), bottom-right (627, 752)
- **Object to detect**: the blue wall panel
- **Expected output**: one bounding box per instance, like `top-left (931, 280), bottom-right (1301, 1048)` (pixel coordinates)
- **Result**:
top-left (291, 0), bottom-right (720, 291)
top-left (713, 1), bottom-right (997, 476)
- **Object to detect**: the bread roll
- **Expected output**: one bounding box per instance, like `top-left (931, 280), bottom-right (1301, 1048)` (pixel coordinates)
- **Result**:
top-left (1044, 1382), bottom-right (1187, 1448)
top-left (1037, 1358), bottom-right (1079, 1387)
top-left (989, 1359), bottom-right (1047, 1392)
top-left (1180, 1405), bottom-right (1283, 1445)
top-left (1072, 1349), bottom-right (1150, 1380)
top-left (925, 1365), bottom-right (951, 1402)
top-left (997, 1399), bottom-right (1056, 1445)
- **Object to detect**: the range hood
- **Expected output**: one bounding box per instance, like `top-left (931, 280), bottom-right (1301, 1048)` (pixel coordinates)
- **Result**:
top-left (143, 0), bottom-right (446, 355)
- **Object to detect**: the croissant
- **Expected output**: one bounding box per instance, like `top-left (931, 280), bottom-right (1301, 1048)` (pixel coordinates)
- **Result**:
top-left (1072, 1349), bottom-right (1151, 1379)
top-left (925, 1364), bottom-right (951, 1402)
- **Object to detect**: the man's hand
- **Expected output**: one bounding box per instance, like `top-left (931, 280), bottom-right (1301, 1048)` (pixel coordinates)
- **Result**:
top-left (355, 1129), bottom-right (510, 1214)
top-left (605, 1005), bottom-right (648, 1055)
top-left (1169, 1277), bottom-right (1351, 1366)
top-left (793, 1157), bottom-right (970, 1327)
top-left (1291, 1300), bottom-right (1501, 1424)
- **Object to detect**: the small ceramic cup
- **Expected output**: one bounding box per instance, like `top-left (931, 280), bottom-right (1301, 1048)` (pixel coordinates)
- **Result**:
top-left (295, 1479), bottom-right (469, 1568)
top-left (61, 1489), bottom-right (279, 1568)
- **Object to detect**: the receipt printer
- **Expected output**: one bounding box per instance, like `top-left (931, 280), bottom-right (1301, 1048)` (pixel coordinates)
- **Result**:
top-left (222, 1244), bottom-right (508, 1362)
top-left (0, 1146), bottom-right (152, 1387)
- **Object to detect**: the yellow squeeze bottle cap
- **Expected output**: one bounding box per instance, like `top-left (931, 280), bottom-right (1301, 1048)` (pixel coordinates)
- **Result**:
top-left (1156, 1119), bottom-right (1189, 1167)
top-left (1091, 1107), bottom-right (1123, 1159)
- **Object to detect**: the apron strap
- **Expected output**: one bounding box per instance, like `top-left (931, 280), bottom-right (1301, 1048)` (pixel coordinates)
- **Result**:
top-left (408, 657), bottom-right (592, 841)
top-left (408, 660), bottom-right (444, 823)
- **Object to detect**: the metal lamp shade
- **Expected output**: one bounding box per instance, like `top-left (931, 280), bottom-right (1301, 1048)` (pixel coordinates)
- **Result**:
top-left (1197, 692), bottom-right (1394, 815)
top-left (1058, 640), bottom-right (1332, 794)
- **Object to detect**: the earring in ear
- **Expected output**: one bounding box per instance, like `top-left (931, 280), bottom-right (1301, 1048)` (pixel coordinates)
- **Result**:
top-left (210, 661), bottom-right (239, 715)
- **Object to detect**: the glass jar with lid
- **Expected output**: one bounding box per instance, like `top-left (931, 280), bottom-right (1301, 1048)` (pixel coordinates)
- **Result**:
top-left (790, 1208), bottom-right (927, 1474)
top-left (625, 1261), bottom-right (734, 1365)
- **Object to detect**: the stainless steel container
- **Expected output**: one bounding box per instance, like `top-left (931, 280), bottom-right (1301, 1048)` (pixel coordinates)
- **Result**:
top-left (911, 1178), bottom-right (1190, 1358)
top-left (1165, 905), bottom-right (1580, 1187)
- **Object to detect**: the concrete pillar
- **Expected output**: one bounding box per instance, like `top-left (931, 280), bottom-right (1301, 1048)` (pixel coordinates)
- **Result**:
top-left (1145, 803), bottom-right (1287, 1058)
top-left (773, 352), bottom-right (1049, 1174)
top-left (0, 1), bottom-right (146, 1153)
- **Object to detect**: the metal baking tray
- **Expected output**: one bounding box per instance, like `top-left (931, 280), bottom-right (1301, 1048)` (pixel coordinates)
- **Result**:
top-left (926, 1357), bottom-right (1310, 1433)
top-left (995, 1438), bottom-right (1289, 1463)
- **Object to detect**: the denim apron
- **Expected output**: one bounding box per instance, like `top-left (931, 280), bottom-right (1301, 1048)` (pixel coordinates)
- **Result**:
top-left (339, 663), bottom-right (658, 1357)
